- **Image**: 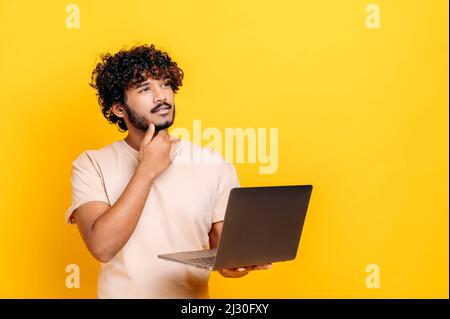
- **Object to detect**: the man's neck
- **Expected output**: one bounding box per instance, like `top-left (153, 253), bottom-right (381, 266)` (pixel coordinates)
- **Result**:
top-left (124, 132), bottom-right (143, 152)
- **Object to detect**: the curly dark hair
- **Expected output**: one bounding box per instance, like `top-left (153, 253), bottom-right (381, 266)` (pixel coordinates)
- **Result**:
top-left (90, 44), bottom-right (184, 132)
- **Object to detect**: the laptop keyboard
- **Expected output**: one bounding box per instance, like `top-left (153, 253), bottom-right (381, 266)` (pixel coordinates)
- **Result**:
top-left (187, 256), bottom-right (216, 267)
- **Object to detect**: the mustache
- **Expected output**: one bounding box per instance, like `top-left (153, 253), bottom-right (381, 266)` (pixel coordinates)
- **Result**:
top-left (151, 102), bottom-right (172, 113)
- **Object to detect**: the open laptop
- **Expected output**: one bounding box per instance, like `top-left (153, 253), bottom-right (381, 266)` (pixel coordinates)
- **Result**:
top-left (158, 185), bottom-right (313, 271)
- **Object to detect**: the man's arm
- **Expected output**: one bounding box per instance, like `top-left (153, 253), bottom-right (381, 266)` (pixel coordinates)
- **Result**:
top-left (73, 167), bottom-right (154, 263)
top-left (208, 221), bottom-right (272, 278)
top-left (72, 125), bottom-right (176, 263)
top-left (209, 221), bottom-right (223, 249)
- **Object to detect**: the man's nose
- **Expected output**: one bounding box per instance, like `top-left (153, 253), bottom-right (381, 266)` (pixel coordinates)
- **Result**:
top-left (153, 86), bottom-right (166, 103)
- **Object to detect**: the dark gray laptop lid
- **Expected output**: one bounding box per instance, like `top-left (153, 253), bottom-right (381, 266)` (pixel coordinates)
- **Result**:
top-left (213, 185), bottom-right (313, 270)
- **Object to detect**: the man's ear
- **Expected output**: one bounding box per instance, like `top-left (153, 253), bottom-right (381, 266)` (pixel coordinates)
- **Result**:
top-left (110, 103), bottom-right (126, 118)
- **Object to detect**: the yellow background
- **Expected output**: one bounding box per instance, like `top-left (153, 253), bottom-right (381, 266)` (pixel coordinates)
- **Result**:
top-left (0, 0), bottom-right (448, 298)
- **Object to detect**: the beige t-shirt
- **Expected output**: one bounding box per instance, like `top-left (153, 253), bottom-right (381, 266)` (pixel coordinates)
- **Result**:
top-left (65, 137), bottom-right (240, 299)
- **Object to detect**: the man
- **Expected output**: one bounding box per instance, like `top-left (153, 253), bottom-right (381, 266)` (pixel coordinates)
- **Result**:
top-left (66, 44), bottom-right (271, 298)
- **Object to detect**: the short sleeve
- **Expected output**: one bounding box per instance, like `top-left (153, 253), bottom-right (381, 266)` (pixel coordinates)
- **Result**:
top-left (65, 151), bottom-right (110, 224)
top-left (211, 161), bottom-right (240, 223)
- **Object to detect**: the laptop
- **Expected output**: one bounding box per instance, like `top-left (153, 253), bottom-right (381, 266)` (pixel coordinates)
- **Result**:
top-left (158, 185), bottom-right (313, 271)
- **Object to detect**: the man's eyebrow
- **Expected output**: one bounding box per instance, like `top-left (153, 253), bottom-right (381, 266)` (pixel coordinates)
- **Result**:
top-left (135, 78), bottom-right (170, 88)
top-left (136, 81), bottom-right (150, 88)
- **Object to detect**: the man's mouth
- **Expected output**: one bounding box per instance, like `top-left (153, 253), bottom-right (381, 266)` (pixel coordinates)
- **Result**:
top-left (152, 105), bottom-right (171, 115)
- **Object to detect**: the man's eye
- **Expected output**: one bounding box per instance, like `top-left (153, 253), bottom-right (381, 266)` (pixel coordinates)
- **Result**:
top-left (163, 81), bottom-right (171, 87)
top-left (140, 87), bottom-right (150, 93)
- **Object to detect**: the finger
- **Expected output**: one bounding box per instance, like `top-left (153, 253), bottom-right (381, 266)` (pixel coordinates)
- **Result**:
top-left (220, 269), bottom-right (234, 277)
top-left (228, 270), bottom-right (249, 278)
top-left (224, 269), bottom-right (250, 278)
top-left (158, 129), bottom-right (169, 138)
top-left (236, 269), bottom-right (250, 276)
top-left (223, 268), bottom-right (238, 273)
top-left (142, 123), bottom-right (156, 145)
top-left (235, 267), bottom-right (251, 275)
top-left (224, 268), bottom-right (247, 274)
top-left (158, 131), bottom-right (170, 143)
top-left (255, 264), bottom-right (273, 270)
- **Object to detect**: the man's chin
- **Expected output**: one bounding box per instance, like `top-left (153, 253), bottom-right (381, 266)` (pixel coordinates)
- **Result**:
top-left (154, 120), bottom-right (174, 132)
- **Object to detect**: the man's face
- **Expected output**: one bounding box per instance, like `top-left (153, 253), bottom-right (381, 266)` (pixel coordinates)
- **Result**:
top-left (122, 76), bottom-right (175, 133)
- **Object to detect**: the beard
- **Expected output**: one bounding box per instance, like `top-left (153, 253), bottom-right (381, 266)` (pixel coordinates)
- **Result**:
top-left (123, 102), bottom-right (175, 134)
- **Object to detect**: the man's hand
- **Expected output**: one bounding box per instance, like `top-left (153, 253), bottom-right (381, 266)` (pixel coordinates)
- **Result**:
top-left (218, 263), bottom-right (272, 278)
top-left (137, 124), bottom-right (179, 182)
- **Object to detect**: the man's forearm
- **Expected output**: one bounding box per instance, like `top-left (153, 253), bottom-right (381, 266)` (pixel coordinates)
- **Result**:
top-left (89, 166), bottom-right (154, 261)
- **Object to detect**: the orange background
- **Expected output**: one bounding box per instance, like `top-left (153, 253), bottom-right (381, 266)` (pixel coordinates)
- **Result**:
top-left (0, 0), bottom-right (448, 298)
